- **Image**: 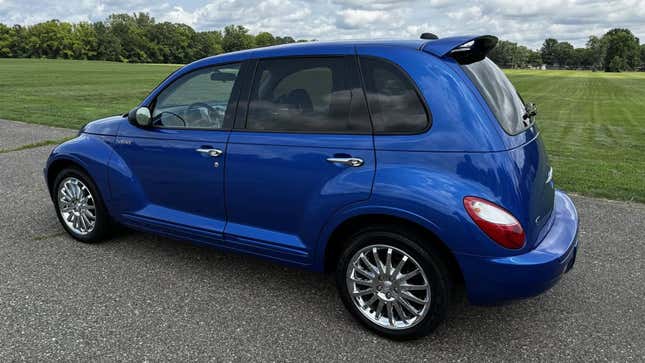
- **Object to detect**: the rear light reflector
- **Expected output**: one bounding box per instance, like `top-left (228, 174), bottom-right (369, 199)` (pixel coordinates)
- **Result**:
top-left (463, 196), bottom-right (525, 249)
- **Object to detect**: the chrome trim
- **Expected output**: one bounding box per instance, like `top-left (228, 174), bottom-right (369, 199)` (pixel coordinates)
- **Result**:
top-left (546, 166), bottom-right (553, 184)
top-left (326, 157), bottom-right (364, 167)
top-left (196, 148), bottom-right (223, 157)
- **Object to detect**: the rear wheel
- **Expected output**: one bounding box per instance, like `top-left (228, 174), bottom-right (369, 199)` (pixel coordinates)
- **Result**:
top-left (53, 168), bottom-right (111, 243)
top-left (336, 226), bottom-right (451, 339)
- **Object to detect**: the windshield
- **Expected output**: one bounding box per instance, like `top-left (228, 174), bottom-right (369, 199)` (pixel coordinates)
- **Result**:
top-left (461, 58), bottom-right (531, 135)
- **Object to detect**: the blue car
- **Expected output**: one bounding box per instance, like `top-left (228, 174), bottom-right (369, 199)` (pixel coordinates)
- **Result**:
top-left (45, 34), bottom-right (578, 339)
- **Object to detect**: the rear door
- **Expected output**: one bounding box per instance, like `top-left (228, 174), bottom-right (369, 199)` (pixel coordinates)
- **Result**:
top-left (223, 56), bottom-right (375, 264)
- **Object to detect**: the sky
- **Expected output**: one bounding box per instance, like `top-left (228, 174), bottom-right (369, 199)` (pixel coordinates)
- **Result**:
top-left (0, 0), bottom-right (644, 49)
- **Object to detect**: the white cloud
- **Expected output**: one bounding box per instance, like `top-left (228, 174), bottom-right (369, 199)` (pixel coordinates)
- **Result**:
top-left (0, 0), bottom-right (643, 48)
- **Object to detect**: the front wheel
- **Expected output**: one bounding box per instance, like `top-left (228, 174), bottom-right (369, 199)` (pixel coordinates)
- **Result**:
top-left (336, 227), bottom-right (451, 339)
top-left (53, 167), bottom-right (112, 243)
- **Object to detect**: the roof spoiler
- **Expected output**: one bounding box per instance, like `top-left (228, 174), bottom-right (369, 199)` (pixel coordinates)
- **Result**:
top-left (421, 35), bottom-right (498, 64)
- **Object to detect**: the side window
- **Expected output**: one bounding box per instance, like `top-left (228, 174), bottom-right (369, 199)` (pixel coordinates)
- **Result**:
top-left (152, 63), bottom-right (240, 129)
top-left (246, 57), bottom-right (370, 133)
top-left (360, 57), bottom-right (429, 133)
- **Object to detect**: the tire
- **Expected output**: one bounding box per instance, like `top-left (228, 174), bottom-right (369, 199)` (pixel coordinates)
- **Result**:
top-left (52, 167), bottom-right (112, 243)
top-left (335, 225), bottom-right (452, 340)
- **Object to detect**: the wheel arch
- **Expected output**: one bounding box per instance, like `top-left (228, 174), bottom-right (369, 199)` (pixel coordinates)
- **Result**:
top-left (320, 212), bottom-right (464, 285)
top-left (46, 157), bottom-right (89, 195)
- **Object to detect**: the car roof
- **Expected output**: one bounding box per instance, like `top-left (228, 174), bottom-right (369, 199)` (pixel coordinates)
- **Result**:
top-left (190, 39), bottom-right (426, 66)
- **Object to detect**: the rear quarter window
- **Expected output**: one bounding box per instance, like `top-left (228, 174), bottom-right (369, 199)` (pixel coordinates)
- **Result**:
top-left (461, 58), bottom-right (531, 135)
top-left (359, 57), bottom-right (429, 133)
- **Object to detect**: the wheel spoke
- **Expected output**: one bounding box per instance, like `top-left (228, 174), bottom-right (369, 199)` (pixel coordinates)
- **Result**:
top-left (359, 253), bottom-right (379, 275)
top-left (349, 277), bottom-right (372, 286)
top-left (353, 263), bottom-right (375, 279)
top-left (401, 291), bottom-right (427, 305)
top-left (387, 302), bottom-right (395, 326)
top-left (400, 283), bottom-right (428, 291)
top-left (398, 268), bottom-right (420, 282)
top-left (374, 300), bottom-right (384, 319)
top-left (393, 301), bottom-right (407, 324)
top-left (372, 247), bottom-right (386, 275)
top-left (397, 296), bottom-right (420, 317)
top-left (392, 255), bottom-right (408, 278)
top-left (385, 248), bottom-right (393, 276)
top-left (363, 294), bottom-right (378, 307)
top-left (351, 289), bottom-right (373, 297)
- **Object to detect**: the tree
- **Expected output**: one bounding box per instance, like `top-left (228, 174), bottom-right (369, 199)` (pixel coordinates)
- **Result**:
top-left (540, 38), bottom-right (558, 65)
top-left (641, 44), bottom-right (645, 68)
top-left (71, 22), bottom-right (97, 60)
top-left (192, 31), bottom-right (223, 59)
top-left (255, 32), bottom-right (276, 48)
top-left (93, 21), bottom-right (122, 61)
top-left (586, 35), bottom-right (606, 70)
top-left (107, 13), bottom-right (155, 62)
top-left (553, 42), bottom-right (574, 67)
top-left (275, 36), bottom-right (295, 45)
top-left (602, 28), bottom-right (640, 71)
top-left (0, 23), bottom-right (14, 57)
top-left (222, 25), bottom-right (255, 53)
top-left (607, 56), bottom-right (627, 72)
top-left (527, 50), bottom-right (542, 67)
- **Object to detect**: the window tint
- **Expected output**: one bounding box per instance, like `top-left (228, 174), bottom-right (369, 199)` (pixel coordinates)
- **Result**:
top-left (246, 57), bottom-right (370, 133)
top-left (461, 58), bottom-right (530, 135)
top-left (152, 63), bottom-right (240, 129)
top-left (360, 57), bottom-right (429, 133)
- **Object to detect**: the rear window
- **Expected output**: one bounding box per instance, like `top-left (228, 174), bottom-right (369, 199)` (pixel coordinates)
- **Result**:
top-left (461, 58), bottom-right (531, 135)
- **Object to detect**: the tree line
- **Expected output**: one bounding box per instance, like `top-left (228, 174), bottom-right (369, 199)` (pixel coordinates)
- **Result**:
top-left (0, 13), bottom-right (304, 64)
top-left (489, 28), bottom-right (645, 72)
top-left (1, 13), bottom-right (644, 72)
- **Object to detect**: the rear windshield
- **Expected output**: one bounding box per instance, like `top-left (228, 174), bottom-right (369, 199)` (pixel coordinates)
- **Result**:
top-left (461, 58), bottom-right (531, 135)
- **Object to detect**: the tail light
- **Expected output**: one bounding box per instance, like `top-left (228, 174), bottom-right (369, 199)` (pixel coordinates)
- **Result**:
top-left (463, 196), bottom-right (525, 249)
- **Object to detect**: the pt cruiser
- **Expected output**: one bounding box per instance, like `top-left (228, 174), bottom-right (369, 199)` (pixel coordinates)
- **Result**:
top-left (45, 34), bottom-right (579, 339)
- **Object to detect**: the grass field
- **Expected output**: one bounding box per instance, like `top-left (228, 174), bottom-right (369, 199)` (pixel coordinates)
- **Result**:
top-left (1, 58), bottom-right (643, 202)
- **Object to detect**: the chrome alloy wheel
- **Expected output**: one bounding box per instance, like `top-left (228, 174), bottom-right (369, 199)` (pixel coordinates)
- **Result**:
top-left (346, 244), bottom-right (432, 330)
top-left (57, 177), bottom-right (96, 235)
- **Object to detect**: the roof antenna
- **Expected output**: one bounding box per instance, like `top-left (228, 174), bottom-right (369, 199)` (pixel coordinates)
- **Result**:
top-left (420, 33), bottom-right (439, 40)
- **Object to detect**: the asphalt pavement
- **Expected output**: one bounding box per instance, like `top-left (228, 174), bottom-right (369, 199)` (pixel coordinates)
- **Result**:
top-left (0, 120), bottom-right (643, 361)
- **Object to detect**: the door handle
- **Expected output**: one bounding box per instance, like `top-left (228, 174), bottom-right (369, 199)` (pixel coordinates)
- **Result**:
top-left (196, 148), bottom-right (223, 157)
top-left (326, 157), bottom-right (364, 167)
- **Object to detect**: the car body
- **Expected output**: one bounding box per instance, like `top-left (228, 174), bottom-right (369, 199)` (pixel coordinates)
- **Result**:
top-left (45, 35), bottom-right (578, 338)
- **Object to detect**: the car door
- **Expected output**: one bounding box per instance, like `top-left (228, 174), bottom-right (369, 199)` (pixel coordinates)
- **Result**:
top-left (111, 62), bottom-right (245, 238)
top-left (224, 56), bottom-right (375, 265)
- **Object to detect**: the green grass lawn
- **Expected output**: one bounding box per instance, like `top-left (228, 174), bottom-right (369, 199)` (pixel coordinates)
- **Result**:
top-left (0, 58), bottom-right (181, 128)
top-left (0, 58), bottom-right (643, 202)
top-left (506, 70), bottom-right (645, 203)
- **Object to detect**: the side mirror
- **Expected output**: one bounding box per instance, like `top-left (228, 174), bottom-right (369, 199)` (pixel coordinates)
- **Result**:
top-left (128, 107), bottom-right (152, 127)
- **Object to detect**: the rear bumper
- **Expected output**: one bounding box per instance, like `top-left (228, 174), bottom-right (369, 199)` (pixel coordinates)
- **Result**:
top-left (456, 190), bottom-right (579, 305)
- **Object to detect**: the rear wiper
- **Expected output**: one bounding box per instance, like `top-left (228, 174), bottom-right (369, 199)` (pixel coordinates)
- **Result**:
top-left (523, 103), bottom-right (537, 120)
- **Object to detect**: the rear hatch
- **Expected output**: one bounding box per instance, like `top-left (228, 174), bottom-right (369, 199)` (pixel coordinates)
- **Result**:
top-left (460, 58), bottom-right (555, 249)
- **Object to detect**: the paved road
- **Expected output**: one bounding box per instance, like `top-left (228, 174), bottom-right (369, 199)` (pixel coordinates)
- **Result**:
top-left (0, 119), bottom-right (75, 151)
top-left (0, 122), bottom-right (644, 361)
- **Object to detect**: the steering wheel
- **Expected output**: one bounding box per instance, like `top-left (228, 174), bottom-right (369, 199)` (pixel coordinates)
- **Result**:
top-left (187, 102), bottom-right (220, 127)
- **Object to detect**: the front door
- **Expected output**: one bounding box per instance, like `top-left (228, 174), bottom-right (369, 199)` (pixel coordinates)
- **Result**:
top-left (111, 62), bottom-right (242, 237)
top-left (224, 56), bottom-right (375, 264)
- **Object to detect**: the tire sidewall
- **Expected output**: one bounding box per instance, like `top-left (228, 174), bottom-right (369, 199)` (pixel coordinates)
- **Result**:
top-left (53, 167), bottom-right (109, 243)
top-left (336, 227), bottom-right (450, 340)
